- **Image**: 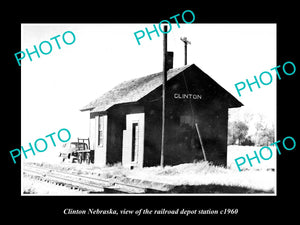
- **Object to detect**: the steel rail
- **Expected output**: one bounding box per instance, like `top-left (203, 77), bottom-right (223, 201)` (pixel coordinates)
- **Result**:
top-left (23, 164), bottom-right (166, 194)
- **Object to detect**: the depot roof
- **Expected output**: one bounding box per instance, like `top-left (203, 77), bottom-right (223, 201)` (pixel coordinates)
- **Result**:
top-left (80, 64), bottom-right (242, 113)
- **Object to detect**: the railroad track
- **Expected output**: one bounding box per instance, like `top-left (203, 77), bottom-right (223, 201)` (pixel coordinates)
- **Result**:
top-left (23, 164), bottom-right (168, 194)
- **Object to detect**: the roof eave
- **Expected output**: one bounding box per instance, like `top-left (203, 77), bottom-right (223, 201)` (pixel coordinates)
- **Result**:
top-left (80, 107), bottom-right (95, 112)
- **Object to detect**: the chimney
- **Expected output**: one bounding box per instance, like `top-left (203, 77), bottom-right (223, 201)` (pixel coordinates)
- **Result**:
top-left (166, 51), bottom-right (174, 70)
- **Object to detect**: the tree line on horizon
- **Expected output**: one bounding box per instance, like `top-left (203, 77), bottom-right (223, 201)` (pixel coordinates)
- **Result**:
top-left (228, 110), bottom-right (275, 146)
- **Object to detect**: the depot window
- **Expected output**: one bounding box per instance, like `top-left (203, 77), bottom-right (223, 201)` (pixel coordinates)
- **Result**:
top-left (98, 116), bottom-right (104, 147)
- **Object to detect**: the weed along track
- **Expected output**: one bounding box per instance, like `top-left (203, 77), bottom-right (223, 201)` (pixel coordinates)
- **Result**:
top-left (23, 162), bottom-right (274, 194)
top-left (23, 166), bottom-right (107, 193)
top-left (23, 164), bottom-right (169, 194)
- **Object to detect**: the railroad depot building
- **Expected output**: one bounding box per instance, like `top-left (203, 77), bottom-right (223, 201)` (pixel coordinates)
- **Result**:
top-left (80, 64), bottom-right (242, 168)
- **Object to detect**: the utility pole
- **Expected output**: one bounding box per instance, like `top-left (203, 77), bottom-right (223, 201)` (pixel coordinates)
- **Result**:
top-left (180, 37), bottom-right (191, 65)
top-left (160, 25), bottom-right (168, 167)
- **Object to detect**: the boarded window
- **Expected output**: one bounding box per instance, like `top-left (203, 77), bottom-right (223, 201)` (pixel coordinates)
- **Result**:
top-left (180, 115), bottom-right (194, 127)
top-left (98, 116), bottom-right (104, 147)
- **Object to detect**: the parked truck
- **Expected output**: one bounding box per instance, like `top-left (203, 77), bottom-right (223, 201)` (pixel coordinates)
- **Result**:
top-left (59, 138), bottom-right (94, 164)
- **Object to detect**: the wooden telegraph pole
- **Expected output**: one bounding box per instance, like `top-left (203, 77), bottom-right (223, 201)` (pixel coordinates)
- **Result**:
top-left (180, 36), bottom-right (207, 161)
top-left (180, 37), bottom-right (191, 65)
top-left (160, 25), bottom-right (168, 167)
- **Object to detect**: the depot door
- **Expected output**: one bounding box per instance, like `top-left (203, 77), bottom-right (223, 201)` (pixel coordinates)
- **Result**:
top-left (131, 122), bottom-right (139, 163)
top-left (122, 113), bottom-right (145, 169)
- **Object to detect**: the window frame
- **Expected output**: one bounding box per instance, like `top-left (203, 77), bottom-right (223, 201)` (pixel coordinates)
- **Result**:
top-left (98, 116), bottom-right (104, 147)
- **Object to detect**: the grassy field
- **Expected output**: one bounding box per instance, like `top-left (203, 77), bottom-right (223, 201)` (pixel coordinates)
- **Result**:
top-left (23, 145), bottom-right (276, 194)
top-left (125, 161), bottom-right (275, 193)
top-left (25, 160), bottom-right (275, 194)
top-left (227, 145), bottom-right (276, 170)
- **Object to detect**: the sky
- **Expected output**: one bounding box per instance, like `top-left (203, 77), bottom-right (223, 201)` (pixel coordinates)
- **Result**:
top-left (21, 23), bottom-right (276, 161)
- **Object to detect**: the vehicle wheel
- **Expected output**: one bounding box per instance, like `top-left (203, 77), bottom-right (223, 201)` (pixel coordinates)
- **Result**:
top-left (86, 153), bottom-right (90, 164)
top-left (78, 153), bottom-right (82, 164)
